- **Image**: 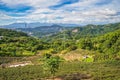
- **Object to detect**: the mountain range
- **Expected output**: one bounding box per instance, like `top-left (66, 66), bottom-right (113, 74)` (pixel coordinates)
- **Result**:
top-left (0, 22), bottom-right (78, 29)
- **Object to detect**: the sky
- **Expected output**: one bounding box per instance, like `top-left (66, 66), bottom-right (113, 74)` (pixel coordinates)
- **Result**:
top-left (0, 0), bottom-right (120, 25)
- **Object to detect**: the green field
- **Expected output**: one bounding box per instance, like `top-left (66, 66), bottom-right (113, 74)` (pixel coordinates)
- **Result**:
top-left (0, 60), bottom-right (120, 80)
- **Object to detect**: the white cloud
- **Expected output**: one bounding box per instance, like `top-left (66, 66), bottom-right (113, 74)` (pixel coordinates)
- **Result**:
top-left (0, 0), bottom-right (59, 8)
top-left (0, 12), bottom-right (11, 19)
top-left (0, 0), bottom-right (120, 25)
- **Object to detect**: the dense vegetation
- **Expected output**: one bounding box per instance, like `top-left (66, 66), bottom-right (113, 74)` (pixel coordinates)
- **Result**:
top-left (77, 30), bottom-right (120, 61)
top-left (0, 28), bottom-right (28, 37)
top-left (47, 22), bottom-right (120, 40)
top-left (74, 22), bottom-right (120, 38)
top-left (0, 28), bottom-right (48, 57)
top-left (1, 23), bottom-right (120, 59)
top-left (0, 23), bottom-right (120, 80)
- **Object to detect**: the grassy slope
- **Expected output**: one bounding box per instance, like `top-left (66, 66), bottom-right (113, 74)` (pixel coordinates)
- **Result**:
top-left (0, 60), bottom-right (120, 80)
top-left (59, 49), bottom-right (95, 61)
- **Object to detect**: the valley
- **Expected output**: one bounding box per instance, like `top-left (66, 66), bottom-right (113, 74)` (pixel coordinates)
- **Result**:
top-left (0, 22), bottom-right (120, 80)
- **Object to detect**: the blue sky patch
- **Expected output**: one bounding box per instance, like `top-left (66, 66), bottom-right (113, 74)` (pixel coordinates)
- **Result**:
top-left (95, 0), bottom-right (113, 5)
top-left (41, 12), bottom-right (53, 14)
top-left (56, 16), bottom-right (64, 19)
top-left (0, 3), bottom-right (33, 16)
top-left (50, 0), bottom-right (79, 9)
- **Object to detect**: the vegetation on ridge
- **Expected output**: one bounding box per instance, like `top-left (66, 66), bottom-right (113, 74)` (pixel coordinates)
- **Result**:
top-left (0, 23), bottom-right (120, 80)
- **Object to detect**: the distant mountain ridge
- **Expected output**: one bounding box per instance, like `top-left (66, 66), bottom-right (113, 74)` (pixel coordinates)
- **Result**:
top-left (15, 22), bottom-right (120, 38)
top-left (44, 22), bottom-right (120, 41)
top-left (16, 24), bottom-right (73, 37)
top-left (0, 22), bottom-right (78, 29)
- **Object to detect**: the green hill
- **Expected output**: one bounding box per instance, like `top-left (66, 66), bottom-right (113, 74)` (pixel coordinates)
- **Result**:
top-left (47, 22), bottom-right (120, 41)
top-left (0, 28), bottom-right (28, 37)
top-left (74, 22), bottom-right (120, 38)
top-left (0, 28), bottom-right (46, 56)
top-left (78, 29), bottom-right (120, 53)
top-left (77, 29), bottom-right (120, 61)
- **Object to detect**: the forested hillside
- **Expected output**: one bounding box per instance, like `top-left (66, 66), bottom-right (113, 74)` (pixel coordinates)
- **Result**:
top-left (46, 29), bottom-right (120, 61)
top-left (75, 22), bottom-right (120, 38)
top-left (47, 22), bottom-right (120, 40)
top-left (0, 28), bottom-right (28, 37)
top-left (0, 23), bottom-right (120, 59)
top-left (77, 30), bottom-right (120, 61)
top-left (0, 23), bottom-right (120, 80)
top-left (0, 28), bottom-right (47, 56)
